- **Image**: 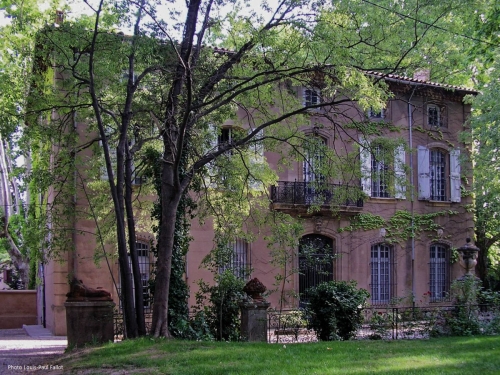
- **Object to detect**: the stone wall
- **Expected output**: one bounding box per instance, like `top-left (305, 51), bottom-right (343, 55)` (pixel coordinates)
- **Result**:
top-left (0, 290), bottom-right (37, 329)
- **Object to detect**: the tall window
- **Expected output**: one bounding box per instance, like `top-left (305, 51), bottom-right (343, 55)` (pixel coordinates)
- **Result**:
top-left (371, 244), bottom-right (393, 304)
top-left (429, 244), bottom-right (450, 302)
top-left (360, 138), bottom-right (406, 199)
top-left (121, 241), bottom-right (153, 313)
top-left (430, 149), bottom-right (446, 201)
top-left (418, 146), bottom-right (461, 203)
top-left (371, 146), bottom-right (390, 198)
top-left (219, 239), bottom-right (248, 279)
top-left (303, 137), bottom-right (327, 204)
top-left (299, 234), bottom-right (334, 306)
top-left (428, 104), bottom-right (441, 127)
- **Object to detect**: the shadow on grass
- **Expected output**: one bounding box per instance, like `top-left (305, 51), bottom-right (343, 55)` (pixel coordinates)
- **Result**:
top-left (60, 336), bottom-right (500, 375)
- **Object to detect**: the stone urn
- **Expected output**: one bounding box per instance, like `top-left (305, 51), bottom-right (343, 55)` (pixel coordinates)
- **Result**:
top-left (457, 238), bottom-right (479, 277)
top-left (243, 278), bottom-right (267, 301)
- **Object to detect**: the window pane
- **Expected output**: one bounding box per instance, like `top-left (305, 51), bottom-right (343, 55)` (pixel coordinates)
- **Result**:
top-left (371, 146), bottom-right (390, 198)
top-left (371, 244), bottom-right (392, 303)
top-left (430, 150), bottom-right (446, 201)
top-left (429, 244), bottom-right (449, 302)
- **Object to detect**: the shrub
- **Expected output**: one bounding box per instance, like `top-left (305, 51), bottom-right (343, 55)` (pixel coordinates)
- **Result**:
top-left (191, 271), bottom-right (246, 341)
top-left (447, 276), bottom-right (481, 336)
top-left (306, 280), bottom-right (369, 341)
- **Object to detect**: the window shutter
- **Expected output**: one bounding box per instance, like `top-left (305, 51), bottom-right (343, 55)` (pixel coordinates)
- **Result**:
top-left (394, 145), bottom-right (406, 199)
top-left (417, 146), bottom-right (430, 200)
top-left (450, 149), bottom-right (461, 203)
top-left (208, 123), bottom-right (218, 152)
top-left (249, 128), bottom-right (264, 160)
top-left (100, 141), bottom-right (117, 180)
top-left (359, 137), bottom-right (372, 196)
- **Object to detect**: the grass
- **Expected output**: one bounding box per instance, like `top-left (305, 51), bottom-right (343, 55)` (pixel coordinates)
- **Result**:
top-left (59, 336), bottom-right (500, 375)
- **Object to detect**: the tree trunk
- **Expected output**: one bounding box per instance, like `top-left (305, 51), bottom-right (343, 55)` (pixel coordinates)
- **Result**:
top-left (125, 145), bottom-right (146, 336)
top-left (150, 160), bottom-right (183, 337)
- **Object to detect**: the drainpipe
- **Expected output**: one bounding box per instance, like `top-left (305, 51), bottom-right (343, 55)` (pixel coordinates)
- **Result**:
top-left (408, 86), bottom-right (417, 307)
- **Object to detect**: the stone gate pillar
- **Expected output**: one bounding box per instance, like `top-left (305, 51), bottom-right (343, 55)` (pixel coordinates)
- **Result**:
top-left (65, 301), bottom-right (115, 347)
top-left (240, 300), bottom-right (270, 342)
top-left (64, 278), bottom-right (115, 348)
top-left (240, 278), bottom-right (270, 342)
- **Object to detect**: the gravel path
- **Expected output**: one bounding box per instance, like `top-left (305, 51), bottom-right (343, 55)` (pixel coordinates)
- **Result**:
top-left (0, 327), bottom-right (67, 374)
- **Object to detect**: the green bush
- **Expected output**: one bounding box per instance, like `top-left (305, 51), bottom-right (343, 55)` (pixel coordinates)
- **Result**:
top-left (306, 280), bottom-right (369, 341)
top-left (191, 271), bottom-right (246, 341)
top-left (447, 276), bottom-right (481, 336)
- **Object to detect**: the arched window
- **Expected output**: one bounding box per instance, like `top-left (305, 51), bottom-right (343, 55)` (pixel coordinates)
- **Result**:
top-left (429, 244), bottom-right (450, 302)
top-left (370, 244), bottom-right (394, 304)
top-left (299, 234), bottom-right (334, 306)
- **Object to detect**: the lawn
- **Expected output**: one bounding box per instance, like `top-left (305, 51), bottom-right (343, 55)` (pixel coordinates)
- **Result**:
top-left (59, 336), bottom-right (500, 374)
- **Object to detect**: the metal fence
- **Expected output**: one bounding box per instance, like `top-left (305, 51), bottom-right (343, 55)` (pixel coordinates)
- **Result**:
top-left (267, 304), bottom-right (500, 343)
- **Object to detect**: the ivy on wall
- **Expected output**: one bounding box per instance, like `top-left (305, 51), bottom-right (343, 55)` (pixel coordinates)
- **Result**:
top-left (339, 209), bottom-right (459, 246)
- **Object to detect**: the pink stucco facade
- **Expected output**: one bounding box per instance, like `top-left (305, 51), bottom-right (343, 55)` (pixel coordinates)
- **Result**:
top-left (40, 73), bottom-right (475, 335)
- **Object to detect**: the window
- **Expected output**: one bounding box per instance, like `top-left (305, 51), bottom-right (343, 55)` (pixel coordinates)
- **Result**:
top-left (303, 88), bottom-right (320, 107)
top-left (371, 244), bottom-right (393, 304)
top-left (371, 145), bottom-right (390, 198)
top-left (122, 241), bottom-right (153, 312)
top-left (427, 104), bottom-right (441, 127)
top-left (219, 239), bottom-right (249, 279)
top-left (430, 149), bottom-right (446, 201)
top-left (429, 244), bottom-right (450, 302)
top-left (218, 127), bottom-right (232, 147)
top-left (417, 146), bottom-right (460, 202)
top-left (360, 138), bottom-right (406, 199)
top-left (217, 127), bottom-right (245, 151)
top-left (368, 107), bottom-right (385, 119)
top-left (303, 137), bottom-right (327, 204)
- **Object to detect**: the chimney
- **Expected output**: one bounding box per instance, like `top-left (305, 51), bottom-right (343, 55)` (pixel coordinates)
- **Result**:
top-left (413, 69), bottom-right (430, 82)
top-left (55, 10), bottom-right (64, 25)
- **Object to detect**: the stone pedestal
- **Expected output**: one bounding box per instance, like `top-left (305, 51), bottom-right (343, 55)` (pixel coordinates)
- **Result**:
top-left (65, 301), bottom-right (115, 348)
top-left (240, 301), bottom-right (270, 342)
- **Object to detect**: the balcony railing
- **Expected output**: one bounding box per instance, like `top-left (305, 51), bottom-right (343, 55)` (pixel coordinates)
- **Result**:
top-left (270, 181), bottom-right (363, 207)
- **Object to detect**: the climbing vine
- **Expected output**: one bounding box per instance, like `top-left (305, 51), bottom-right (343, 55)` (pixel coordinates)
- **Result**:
top-left (339, 209), bottom-right (459, 247)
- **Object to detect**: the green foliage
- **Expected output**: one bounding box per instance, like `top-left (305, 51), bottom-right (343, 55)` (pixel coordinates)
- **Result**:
top-left (446, 277), bottom-right (482, 336)
top-left (339, 210), bottom-right (459, 246)
top-left (192, 271), bottom-right (246, 341)
top-left (306, 280), bottom-right (369, 341)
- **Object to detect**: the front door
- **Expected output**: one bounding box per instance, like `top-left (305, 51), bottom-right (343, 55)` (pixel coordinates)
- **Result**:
top-left (299, 234), bottom-right (334, 307)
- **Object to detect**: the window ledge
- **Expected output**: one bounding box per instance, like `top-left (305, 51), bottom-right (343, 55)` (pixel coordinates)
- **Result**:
top-left (425, 200), bottom-right (452, 207)
top-left (368, 197), bottom-right (397, 204)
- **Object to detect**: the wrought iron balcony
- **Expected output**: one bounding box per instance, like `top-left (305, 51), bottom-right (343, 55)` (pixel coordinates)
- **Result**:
top-left (270, 181), bottom-right (364, 208)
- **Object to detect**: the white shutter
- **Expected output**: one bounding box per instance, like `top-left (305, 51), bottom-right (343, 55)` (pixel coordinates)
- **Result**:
top-left (417, 146), bottom-right (430, 200)
top-left (394, 145), bottom-right (406, 199)
top-left (249, 128), bottom-right (264, 160)
top-left (208, 123), bottom-right (218, 152)
top-left (450, 149), bottom-right (461, 203)
top-left (100, 141), bottom-right (117, 180)
top-left (359, 137), bottom-right (372, 196)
